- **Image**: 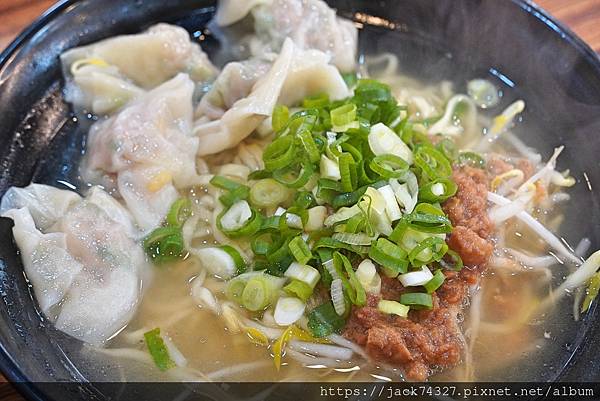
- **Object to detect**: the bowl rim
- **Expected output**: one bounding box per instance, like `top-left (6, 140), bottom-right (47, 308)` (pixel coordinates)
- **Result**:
top-left (0, 0), bottom-right (599, 399)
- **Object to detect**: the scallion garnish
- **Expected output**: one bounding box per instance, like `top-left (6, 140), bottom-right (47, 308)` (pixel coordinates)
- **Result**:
top-left (288, 236), bottom-right (312, 265)
top-left (248, 178), bottom-right (291, 209)
top-left (368, 238), bottom-right (409, 275)
top-left (284, 279), bottom-right (313, 302)
top-left (400, 292), bottom-right (433, 310)
top-left (166, 198), bottom-right (192, 228)
top-left (143, 226), bottom-right (185, 264)
top-left (307, 302), bottom-right (347, 338)
top-left (144, 328), bottom-right (175, 371)
top-left (207, 78), bottom-right (463, 327)
top-left (424, 269), bottom-right (446, 294)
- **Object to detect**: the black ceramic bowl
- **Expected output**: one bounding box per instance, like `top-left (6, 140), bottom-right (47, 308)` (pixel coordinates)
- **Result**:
top-left (1, 0), bottom-right (600, 399)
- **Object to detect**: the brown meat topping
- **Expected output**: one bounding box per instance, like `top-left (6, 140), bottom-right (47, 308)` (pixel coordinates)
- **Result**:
top-left (443, 166), bottom-right (494, 268)
top-left (344, 288), bottom-right (466, 381)
top-left (343, 166), bottom-right (495, 381)
top-left (447, 226), bottom-right (493, 267)
top-left (443, 166), bottom-right (492, 239)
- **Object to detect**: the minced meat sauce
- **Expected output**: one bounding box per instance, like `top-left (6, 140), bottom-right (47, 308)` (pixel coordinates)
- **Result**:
top-left (343, 166), bottom-right (494, 381)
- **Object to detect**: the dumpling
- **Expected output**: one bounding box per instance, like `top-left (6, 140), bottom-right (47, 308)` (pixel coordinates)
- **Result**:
top-left (0, 184), bottom-right (80, 231)
top-left (277, 48), bottom-right (351, 106)
top-left (83, 73), bottom-right (199, 231)
top-left (117, 166), bottom-right (180, 232)
top-left (193, 39), bottom-right (294, 156)
top-left (215, 0), bottom-right (357, 73)
top-left (194, 39), bottom-right (350, 155)
top-left (0, 184), bottom-right (149, 346)
top-left (215, 0), bottom-right (272, 26)
top-left (196, 58), bottom-right (271, 120)
top-left (2, 207), bottom-right (83, 314)
top-left (63, 61), bottom-right (145, 116)
top-left (61, 23), bottom-right (217, 114)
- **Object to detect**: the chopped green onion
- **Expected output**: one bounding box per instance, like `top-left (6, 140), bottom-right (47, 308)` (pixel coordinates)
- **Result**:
top-left (228, 273), bottom-right (285, 311)
top-left (266, 237), bottom-right (294, 265)
top-left (144, 328), bottom-right (175, 371)
top-left (369, 154), bottom-right (409, 179)
top-left (143, 226), bottom-right (185, 264)
top-left (288, 236), bottom-right (312, 265)
top-left (354, 79), bottom-right (393, 103)
top-left (407, 203), bottom-right (453, 234)
top-left (305, 206), bottom-right (327, 231)
top-left (286, 110), bottom-right (318, 136)
top-left (444, 249), bottom-right (464, 271)
top-left (248, 169), bottom-right (272, 180)
top-left (251, 233), bottom-right (273, 256)
top-left (331, 103), bottom-right (357, 127)
top-left (298, 130), bottom-right (321, 163)
top-left (249, 178), bottom-right (291, 209)
top-left (368, 123), bottom-right (414, 165)
top-left (332, 186), bottom-right (368, 209)
top-left (242, 277), bottom-right (272, 311)
top-left (226, 275), bottom-right (248, 301)
top-left (210, 175), bottom-right (244, 191)
top-left (344, 213), bottom-right (365, 233)
top-left (414, 146), bottom-right (452, 180)
top-left (219, 185), bottom-right (250, 207)
top-left (400, 292), bottom-right (433, 310)
top-left (342, 72), bottom-right (358, 88)
top-left (284, 279), bottom-right (313, 302)
top-left (272, 105), bottom-right (290, 133)
top-left (263, 136), bottom-right (297, 171)
top-left (307, 302), bottom-right (347, 338)
top-left (217, 201), bottom-right (262, 238)
top-left (408, 236), bottom-right (448, 266)
top-left (340, 142), bottom-right (363, 163)
top-left (356, 259), bottom-right (381, 293)
top-left (219, 245), bottom-right (246, 275)
top-left (166, 198), bottom-right (192, 228)
top-left (320, 155), bottom-right (341, 181)
top-left (458, 151), bottom-right (486, 169)
top-left (293, 191), bottom-right (317, 210)
top-left (436, 138), bottom-right (458, 161)
top-left (334, 252), bottom-right (366, 306)
top-left (314, 236), bottom-right (370, 255)
top-left (332, 232), bottom-right (373, 246)
top-left (318, 178), bottom-right (344, 193)
top-left (419, 178), bottom-right (458, 203)
top-left (259, 216), bottom-right (282, 232)
top-left (303, 93), bottom-right (330, 109)
top-left (378, 300), bottom-right (409, 318)
top-left (338, 152), bottom-right (357, 192)
top-left (368, 238), bottom-right (409, 275)
top-left (272, 161), bottom-right (314, 189)
top-left (284, 261), bottom-right (321, 288)
top-left (424, 269), bottom-right (446, 294)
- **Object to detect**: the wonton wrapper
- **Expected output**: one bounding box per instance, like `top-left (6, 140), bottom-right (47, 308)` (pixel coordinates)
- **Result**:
top-left (83, 73), bottom-right (199, 231)
top-left (194, 38), bottom-right (350, 156)
top-left (214, 0), bottom-right (357, 73)
top-left (1, 184), bottom-right (149, 346)
top-left (61, 23), bottom-right (217, 115)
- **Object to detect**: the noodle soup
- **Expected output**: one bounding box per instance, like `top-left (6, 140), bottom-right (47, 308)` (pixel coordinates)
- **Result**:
top-left (0, 0), bottom-right (596, 384)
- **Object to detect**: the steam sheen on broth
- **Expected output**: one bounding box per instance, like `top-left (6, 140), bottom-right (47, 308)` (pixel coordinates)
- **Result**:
top-left (0, 0), bottom-right (598, 383)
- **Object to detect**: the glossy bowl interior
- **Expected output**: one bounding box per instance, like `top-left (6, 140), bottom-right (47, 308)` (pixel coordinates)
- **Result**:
top-left (1, 0), bottom-right (600, 399)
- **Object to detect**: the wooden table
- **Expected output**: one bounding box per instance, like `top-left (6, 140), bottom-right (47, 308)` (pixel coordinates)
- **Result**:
top-left (0, 0), bottom-right (599, 400)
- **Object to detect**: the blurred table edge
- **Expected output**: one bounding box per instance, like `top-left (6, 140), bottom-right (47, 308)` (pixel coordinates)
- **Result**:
top-left (0, 0), bottom-right (598, 400)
